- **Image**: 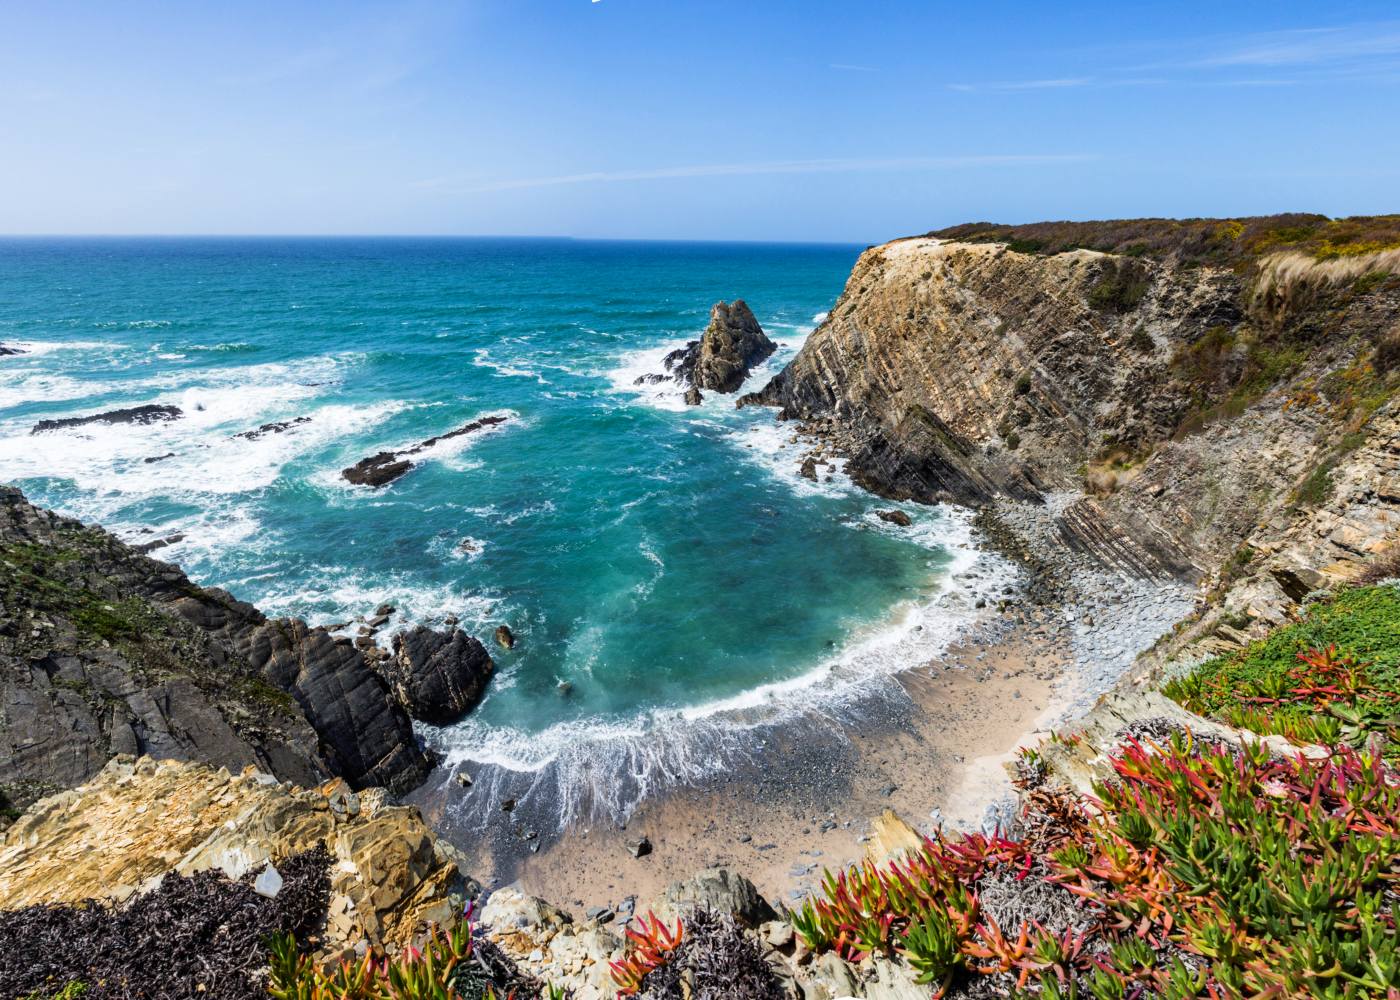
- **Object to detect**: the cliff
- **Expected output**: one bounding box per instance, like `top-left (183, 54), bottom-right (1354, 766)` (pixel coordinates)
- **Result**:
top-left (0, 486), bottom-right (436, 817)
top-left (748, 215), bottom-right (1400, 586)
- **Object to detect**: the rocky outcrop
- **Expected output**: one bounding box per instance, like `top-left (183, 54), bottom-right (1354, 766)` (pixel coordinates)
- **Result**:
top-left (0, 344), bottom-right (24, 356)
top-left (31, 404), bottom-right (182, 434)
top-left (343, 415), bottom-right (509, 487)
top-left (641, 300), bottom-right (776, 395)
top-left (0, 486), bottom-right (432, 815)
top-left (379, 626), bottom-right (494, 726)
top-left (0, 756), bottom-right (474, 957)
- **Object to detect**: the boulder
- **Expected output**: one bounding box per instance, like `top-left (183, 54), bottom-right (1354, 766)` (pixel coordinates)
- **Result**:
top-left (800, 457), bottom-right (819, 481)
top-left (380, 626), bottom-right (495, 726)
top-left (495, 624), bottom-right (516, 649)
top-left (31, 404), bottom-right (182, 435)
top-left (684, 386), bottom-right (703, 406)
top-left (652, 867), bottom-right (777, 928)
top-left (877, 509), bottom-right (913, 527)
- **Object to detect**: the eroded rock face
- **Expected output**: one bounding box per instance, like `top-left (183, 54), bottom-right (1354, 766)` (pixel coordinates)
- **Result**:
top-left (380, 626), bottom-right (495, 726)
top-left (669, 300), bottom-right (776, 393)
top-left (0, 756), bottom-right (473, 957)
top-left (31, 404), bottom-right (182, 435)
top-left (0, 486), bottom-right (431, 815)
top-left (749, 234), bottom-right (1400, 582)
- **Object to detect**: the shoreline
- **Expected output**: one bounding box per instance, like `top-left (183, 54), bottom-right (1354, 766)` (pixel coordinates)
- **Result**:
top-left (413, 468), bottom-right (1196, 918)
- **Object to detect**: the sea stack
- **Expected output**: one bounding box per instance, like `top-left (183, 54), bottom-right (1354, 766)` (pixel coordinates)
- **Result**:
top-left (664, 300), bottom-right (777, 393)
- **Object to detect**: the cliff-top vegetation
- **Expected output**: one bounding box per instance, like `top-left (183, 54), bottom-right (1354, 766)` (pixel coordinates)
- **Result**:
top-left (929, 214), bottom-right (1400, 269)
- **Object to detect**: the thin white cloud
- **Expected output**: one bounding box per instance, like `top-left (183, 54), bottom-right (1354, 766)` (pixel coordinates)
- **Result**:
top-left (829, 63), bottom-right (879, 73)
top-left (448, 154), bottom-right (1097, 194)
top-left (948, 77), bottom-right (1092, 92)
top-left (1197, 24), bottom-right (1400, 67)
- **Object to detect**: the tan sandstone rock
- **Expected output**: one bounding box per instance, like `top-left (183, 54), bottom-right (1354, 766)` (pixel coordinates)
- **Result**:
top-left (0, 755), bottom-right (471, 956)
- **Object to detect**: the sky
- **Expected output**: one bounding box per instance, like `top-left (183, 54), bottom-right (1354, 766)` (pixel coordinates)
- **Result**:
top-left (1, 1), bottom-right (1398, 242)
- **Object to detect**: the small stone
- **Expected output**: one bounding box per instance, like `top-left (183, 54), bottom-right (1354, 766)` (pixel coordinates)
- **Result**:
top-left (501, 798), bottom-right (516, 812)
top-left (627, 836), bottom-right (652, 858)
top-left (455, 771), bottom-right (473, 788)
top-left (495, 624), bottom-right (516, 649)
top-left (253, 864), bottom-right (283, 898)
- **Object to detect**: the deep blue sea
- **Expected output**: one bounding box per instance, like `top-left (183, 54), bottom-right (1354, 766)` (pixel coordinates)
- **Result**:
top-left (0, 238), bottom-right (1003, 823)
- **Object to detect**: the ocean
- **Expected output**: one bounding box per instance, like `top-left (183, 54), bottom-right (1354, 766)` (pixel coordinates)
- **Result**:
top-left (0, 237), bottom-right (1008, 826)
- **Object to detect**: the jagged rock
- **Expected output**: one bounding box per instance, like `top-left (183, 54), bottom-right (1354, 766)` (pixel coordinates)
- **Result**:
top-left (380, 627), bottom-right (495, 726)
top-left (495, 624), bottom-right (516, 649)
top-left (480, 888), bottom-right (622, 1000)
top-left (343, 415), bottom-right (509, 487)
top-left (876, 509), bottom-right (912, 527)
top-left (31, 404), bottom-right (182, 435)
top-left (652, 868), bottom-right (777, 928)
top-left (665, 300), bottom-right (776, 393)
top-left (627, 835), bottom-right (652, 858)
top-left (684, 386), bottom-right (703, 406)
top-left (0, 344), bottom-right (24, 356)
top-left (0, 757), bottom-right (473, 956)
top-left (799, 457), bottom-right (818, 481)
top-left (865, 809), bottom-right (923, 864)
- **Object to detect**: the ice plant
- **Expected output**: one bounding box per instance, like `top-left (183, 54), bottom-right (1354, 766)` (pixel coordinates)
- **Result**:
top-left (608, 912), bottom-right (684, 997)
top-left (789, 729), bottom-right (1400, 998)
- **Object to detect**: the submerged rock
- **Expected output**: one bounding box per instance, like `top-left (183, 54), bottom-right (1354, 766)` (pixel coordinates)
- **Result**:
top-left (877, 509), bottom-right (913, 527)
top-left (343, 414), bottom-right (509, 488)
top-left (380, 626), bottom-right (495, 726)
top-left (0, 343), bottom-right (25, 356)
top-left (234, 415), bottom-right (312, 441)
top-left (495, 624), bottom-right (516, 649)
top-left (31, 404), bottom-right (182, 435)
top-left (684, 386), bottom-right (704, 406)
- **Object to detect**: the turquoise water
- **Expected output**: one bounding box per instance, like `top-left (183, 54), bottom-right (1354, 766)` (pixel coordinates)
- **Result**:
top-left (0, 238), bottom-right (995, 822)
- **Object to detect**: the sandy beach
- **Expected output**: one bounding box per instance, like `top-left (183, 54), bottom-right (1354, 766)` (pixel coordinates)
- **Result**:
top-left (433, 612), bottom-right (1070, 918)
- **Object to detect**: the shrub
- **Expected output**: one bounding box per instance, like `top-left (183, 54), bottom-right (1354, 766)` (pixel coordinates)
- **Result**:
top-left (1014, 373), bottom-right (1033, 395)
top-left (0, 847), bottom-right (332, 1000)
top-left (1164, 585), bottom-right (1400, 756)
top-left (268, 909), bottom-right (549, 1000)
top-left (791, 732), bottom-right (1400, 998)
top-left (633, 909), bottom-right (783, 1000)
top-left (1087, 260), bottom-right (1150, 313)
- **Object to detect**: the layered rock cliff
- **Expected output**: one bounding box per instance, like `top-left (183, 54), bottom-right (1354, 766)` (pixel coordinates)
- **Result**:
top-left (748, 216), bottom-right (1400, 586)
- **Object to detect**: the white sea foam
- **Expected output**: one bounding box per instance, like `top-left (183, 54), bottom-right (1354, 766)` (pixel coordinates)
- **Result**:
top-left (1, 396), bottom-right (405, 501)
top-left (603, 336), bottom-right (696, 411)
top-left (2, 339), bottom-right (120, 357)
top-left (253, 566), bottom-right (500, 631)
top-left (472, 348), bottom-right (550, 385)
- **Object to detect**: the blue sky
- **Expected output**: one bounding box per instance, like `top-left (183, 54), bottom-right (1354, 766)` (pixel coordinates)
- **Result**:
top-left (1, 1), bottom-right (1398, 241)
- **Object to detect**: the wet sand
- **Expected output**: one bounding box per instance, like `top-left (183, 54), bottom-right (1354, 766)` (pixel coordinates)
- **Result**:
top-left (442, 615), bottom-right (1071, 918)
